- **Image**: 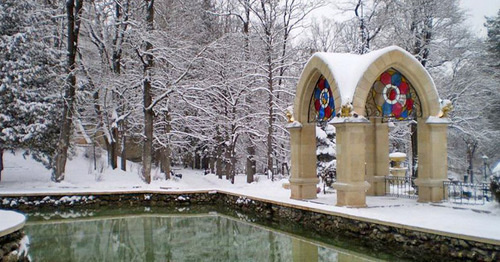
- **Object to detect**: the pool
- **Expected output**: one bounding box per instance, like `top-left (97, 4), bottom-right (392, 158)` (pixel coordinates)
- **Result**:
top-left (23, 206), bottom-right (404, 261)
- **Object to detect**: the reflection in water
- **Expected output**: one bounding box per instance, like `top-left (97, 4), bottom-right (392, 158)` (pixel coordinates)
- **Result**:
top-left (24, 213), bottom-right (382, 262)
top-left (293, 238), bottom-right (318, 262)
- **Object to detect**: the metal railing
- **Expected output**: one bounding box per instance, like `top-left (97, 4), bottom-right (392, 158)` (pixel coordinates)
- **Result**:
top-left (443, 181), bottom-right (491, 205)
top-left (384, 176), bottom-right (418, 199)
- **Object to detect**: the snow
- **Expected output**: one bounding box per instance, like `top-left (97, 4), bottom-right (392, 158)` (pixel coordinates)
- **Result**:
top-left (315, 126), bottom-right (327, 139)
top-left (330, 116), bottom-right (369, 123)
top-left (389, 152), bottom-right (406, 158)
top-left (324, 124), bottom-right (335, 135)
top-left (492, 162), bottom-right (500, 175)
top-left (426, 116), bottom-right (452, 124)
top-left (317, 146), bottom-right (334, 156)
top-left (1, 149), bottom-right (499, 242)
top-left (0, 209), bottom-right (25, 237)
top-left (312, 46), bottom-right (437, 106)
top-left (285, 121), bottom-right (302, 129)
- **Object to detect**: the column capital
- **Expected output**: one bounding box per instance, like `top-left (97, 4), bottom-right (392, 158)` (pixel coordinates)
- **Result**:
top-left (285, 121), bottom-right (303, 130)
top-left (424, 116), bottom-right (451, 126)
top-left (331, 117), bottom-right (370, 127)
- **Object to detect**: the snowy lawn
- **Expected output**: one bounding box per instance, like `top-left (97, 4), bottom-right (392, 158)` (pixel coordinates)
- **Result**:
top-left (1, 149), bottom-right (499, 242)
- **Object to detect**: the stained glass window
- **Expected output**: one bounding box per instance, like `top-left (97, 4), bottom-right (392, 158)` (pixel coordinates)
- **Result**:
top-left (365, 68), bottom-right (421, 120)
top-left (309, 75), bottom-right (335, 122)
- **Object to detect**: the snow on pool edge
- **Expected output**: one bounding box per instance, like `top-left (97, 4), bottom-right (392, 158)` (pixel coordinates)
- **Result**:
top-left (0, 210), bottom-right (26, 237)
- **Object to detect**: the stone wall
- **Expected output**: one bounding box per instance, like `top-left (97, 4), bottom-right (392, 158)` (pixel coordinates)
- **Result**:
top-left (1, 191), bottom-right (498, 261)
top-left (0, 192), bottom-right (219, 211)
top-left (219, 194), bottom-right (499, 261)
top-left (0, 230), bottom-right (29, 262)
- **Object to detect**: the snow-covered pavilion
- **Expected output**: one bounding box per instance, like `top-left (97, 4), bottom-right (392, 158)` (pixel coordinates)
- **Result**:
top-left (287, 46), bottom-right (451, 207)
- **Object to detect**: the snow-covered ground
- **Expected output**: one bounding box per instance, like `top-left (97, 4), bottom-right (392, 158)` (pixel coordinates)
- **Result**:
top-left (1, 148), bottom-right (499, 242)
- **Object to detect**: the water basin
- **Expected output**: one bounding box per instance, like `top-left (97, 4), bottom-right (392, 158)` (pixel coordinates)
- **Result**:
top-left (23, 206), bottom-right (405, 261)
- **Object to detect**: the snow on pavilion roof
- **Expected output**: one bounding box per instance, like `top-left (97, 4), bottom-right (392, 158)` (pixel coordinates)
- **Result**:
top-left (310, 46), bottom-right (436, 107)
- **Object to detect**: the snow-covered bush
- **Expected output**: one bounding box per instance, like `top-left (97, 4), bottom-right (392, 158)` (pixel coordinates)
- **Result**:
top-left (490, 173), bottom-right (500, 203)
top-left (0, 0), bottom-right (63, 169)
top-left (316, 123), bottom-right (336, 180)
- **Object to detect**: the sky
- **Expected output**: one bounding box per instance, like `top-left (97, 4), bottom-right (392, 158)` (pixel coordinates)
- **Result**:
top-left (460, 0), bottom-right (500, 37)
top-left (309, 0), bottom-right (500, 38)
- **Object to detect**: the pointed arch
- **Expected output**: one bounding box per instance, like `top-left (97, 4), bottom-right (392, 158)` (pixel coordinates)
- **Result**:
top-left (293, 55), bottom-right (342, 123)
top-left (289, 46), bottom-right (448, 205)
top-left (352, 47), bottom-right (440, 118)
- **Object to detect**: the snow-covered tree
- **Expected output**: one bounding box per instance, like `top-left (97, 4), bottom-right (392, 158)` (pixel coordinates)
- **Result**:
top-left (247, 0), bottom-right (323, 180)
top-left (78, 0), bottom-right (133, 171)
top-left (0, 0), bottom-right (63, 180)
top-left (316, 123), bottom-right (336, 179)
top-left (52, 0), bottom-right (85, 182)
top-left (485, 9), bottom-right (500, 68)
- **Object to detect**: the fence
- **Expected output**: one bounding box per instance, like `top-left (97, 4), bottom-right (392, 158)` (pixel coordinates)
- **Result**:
top-left (384, 176), bottom-right (418, 199)
top-left (384, 177), bottom-right (493, 205)
top-left (443, 181), bottom-right (492, 205)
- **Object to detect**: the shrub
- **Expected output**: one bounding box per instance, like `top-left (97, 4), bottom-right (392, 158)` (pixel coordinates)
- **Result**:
top-left (491, 173), bottom-right (500, 203)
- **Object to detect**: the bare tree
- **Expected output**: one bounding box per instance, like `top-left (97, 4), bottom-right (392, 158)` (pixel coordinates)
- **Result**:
top-left (141, 0), bottom-right (155, 184)
top-left (52, 0), bottom-right (84, 182)
top-left (249, 0), bottom-right (322, 180)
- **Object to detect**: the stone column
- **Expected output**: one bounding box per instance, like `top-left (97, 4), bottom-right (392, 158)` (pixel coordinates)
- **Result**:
top-left (365, 118), bottom-right (388, 196)
top-left (365, 119), bottom-right (375, 195)
top-left (414, 117), bottom-right (450, 202)
top-left (332, 119), bottom-right (370, 207)
top-left (288, 122), bottom-right (319, 199)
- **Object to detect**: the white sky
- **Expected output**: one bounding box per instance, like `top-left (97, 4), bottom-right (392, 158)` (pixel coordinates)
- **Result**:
top-left (460, 0), bottom-right (500, 37)
top-left (308, 0), bottom-right (500, 38)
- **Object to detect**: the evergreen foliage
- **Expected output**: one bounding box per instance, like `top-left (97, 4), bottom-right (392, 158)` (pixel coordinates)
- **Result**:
top-left (0, 0), bottom-right (62, 168)
top-left (491, 172), bottom-right (500, 203)
top-left (485, 10), bottom-right (500, 67)
top-left (316, 123), bottom-right (336, 178)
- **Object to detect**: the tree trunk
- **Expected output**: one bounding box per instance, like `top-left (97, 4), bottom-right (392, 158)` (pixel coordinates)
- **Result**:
top-left (110, 126), bottom-right (119, 169)
top-left (242, 1), bottom-right (254, 184)
top-left (420, 15), bottom-right (433, 67)
top-left (162, 147), bottom-right (171, 180)
top-left (467, 142), bottom-right (477, 183)
top-left (216, 144), bottom-right (222, 179)
top-left (194, 151), bottom-right (201, 169)
top-left (411, 122), bottom-right (418, 179)
top-left (163, 112), bottom-right (171, 179)
top-left (230, 155), bottom-right (236, 184)
top-left (209, 154), bottom-right (215, 174)
top-left (261, 2), bottom-right (275, 182)
top-left (266, 59), bottom-right (274, 181)
top-left (120, 121), bottom-right (127, 171)
top-left (52, 0), bottom-right (83, 182)
top-left (142, 0), bottom-right (154, 184)
top-left (246, 142), bottom-right (255, 183)
top-left (0, 148), bottom-right (3, 182)
top-left (113, 1), bottom-right (130, 172)
top-left (225, 148), bottom-right (231, 180)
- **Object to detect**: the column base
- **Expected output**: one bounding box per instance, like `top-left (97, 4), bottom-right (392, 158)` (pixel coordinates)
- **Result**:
top-left (414, 178), bottom-right (447, 203)
top-left (289, 177), bottom-right (319, 199)
top-left (333, 181), bottom-right (370, 207)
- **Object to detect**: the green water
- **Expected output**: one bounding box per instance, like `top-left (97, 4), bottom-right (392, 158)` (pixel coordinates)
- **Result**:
top-left (23, 207), bottom-right (401, 262)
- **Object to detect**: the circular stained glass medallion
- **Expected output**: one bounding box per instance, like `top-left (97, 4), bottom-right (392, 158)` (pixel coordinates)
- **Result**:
top-left (312, 76), bottom-right (335, 122)
top-left (370, 69), bottom-right (417, 120)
